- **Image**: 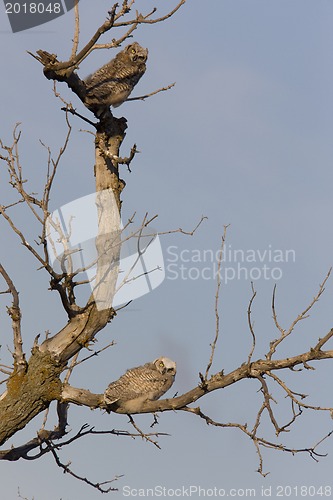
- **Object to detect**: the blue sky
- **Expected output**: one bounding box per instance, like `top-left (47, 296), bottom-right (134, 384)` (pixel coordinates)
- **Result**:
top-left (1, 1), bottom-right (333, 498)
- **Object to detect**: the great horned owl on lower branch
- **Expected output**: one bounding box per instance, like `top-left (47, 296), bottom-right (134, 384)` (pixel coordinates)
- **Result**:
top-left (104, 357), bottom-right (176, 413)
top-left (84, 42), bottom-right (148, 116)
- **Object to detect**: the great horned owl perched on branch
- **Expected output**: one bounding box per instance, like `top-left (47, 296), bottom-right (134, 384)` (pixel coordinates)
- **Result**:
top-left (104, 357), bottom-right (176, 413)
top-left (84, 42), bottom-right (148, 115)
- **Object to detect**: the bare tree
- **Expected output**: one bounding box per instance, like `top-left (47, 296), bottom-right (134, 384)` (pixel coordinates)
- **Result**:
top-left (0, 1), bottom-right (333, 493)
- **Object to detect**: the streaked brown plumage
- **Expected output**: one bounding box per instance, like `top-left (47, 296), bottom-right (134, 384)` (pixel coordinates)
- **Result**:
top-left (104, 357), bottom-right (176, 413)
top-left (84, 42), bottom-right (148, 115)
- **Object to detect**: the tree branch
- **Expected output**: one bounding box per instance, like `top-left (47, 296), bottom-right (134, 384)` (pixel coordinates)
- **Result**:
top-left (70, 0), bottom-right (80, 60)
top-left (126, 83), bottom-right (176, 102)
top-left (247, 282), bottom-right (257, 365)
top-left (0, 263), bottom-right (26, 374)
top-left (204, 226), bottom-right (228, 381)
top-left (61, 344), bottom-right (333, 414)
top-left (267, 269), bottom-right (331, 359)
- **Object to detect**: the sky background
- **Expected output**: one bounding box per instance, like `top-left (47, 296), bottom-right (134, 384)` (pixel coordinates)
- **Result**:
top-left (1, 0), bottom-right (333, 498)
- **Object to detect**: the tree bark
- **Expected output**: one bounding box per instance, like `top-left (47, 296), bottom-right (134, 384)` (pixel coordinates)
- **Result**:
top-left (0, 111), bottom-right (126, 446)
top-left (0, 350), bottom-right (63, 446)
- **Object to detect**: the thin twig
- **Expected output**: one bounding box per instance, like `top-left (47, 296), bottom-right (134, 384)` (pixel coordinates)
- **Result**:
top-left (0, 263), bottom-right (26, 373)
top-left (126, 83), bottom-right (176, 102)
top-left (204, 226), bottom-right (229, 380)
top-left (247, 282), bottom-right (257, 365)
top-left (268, 372), bottom-right (333, 412)
top-left (158, 215), bottom-right (207, 236)
top-left (72, 341), bottom-right (116, 368)
top-left (47, 442), bottom-right (119, 493)
top-left (63, 352), bottom-right (80, 384)
top-left (182, 405), bottom-right (332, 476)
top-left (127, 415), bottom-right (161, 449)
top-left (267, 269), bottom-right (332, 359)
top-left (113, 0), bottom-right (186, 27)
top-left (61, 106), bottom-right (97, 128)
top-left (314, 328), bottom-right (333, 351)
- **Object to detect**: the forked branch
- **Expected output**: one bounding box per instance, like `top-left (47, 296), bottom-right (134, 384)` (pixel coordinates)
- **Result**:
top-left (268, 269), bottom-right (332, 359)
top-left (0, 263), bottom-right (26, 374)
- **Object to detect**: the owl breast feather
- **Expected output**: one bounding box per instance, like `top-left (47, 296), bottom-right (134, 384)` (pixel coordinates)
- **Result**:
top-left (84, 61), bottom-right (146, 109)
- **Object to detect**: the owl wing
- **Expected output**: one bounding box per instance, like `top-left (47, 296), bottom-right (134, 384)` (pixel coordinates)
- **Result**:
top-left (84, 64), bottom-right (121, 103)
top-left (104, 368), bottom-right (140, 404)
top-left (104, 363), bottom-right (173, 405)
top-left (84, 60), bottom-right (146, 110)
top-left (131, 363), bottom-right (173, 401)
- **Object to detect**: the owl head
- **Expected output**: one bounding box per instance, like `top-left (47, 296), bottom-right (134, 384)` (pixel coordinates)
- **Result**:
top-left (153, 357), bottom-right (177, 375)
top-left (124, 42), bottom-right (148, 64)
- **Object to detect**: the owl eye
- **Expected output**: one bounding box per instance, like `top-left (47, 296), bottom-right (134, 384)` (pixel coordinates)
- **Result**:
top-left (159, 361), bottom-right (165, 368)
top-left (131, 48), bottom-right (136, 54)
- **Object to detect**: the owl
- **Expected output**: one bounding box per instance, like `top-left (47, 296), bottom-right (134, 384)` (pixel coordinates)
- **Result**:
top-left (84, 42), bottom-right (148, 115)
top-left (104, 356), bottom-right (176, 413)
